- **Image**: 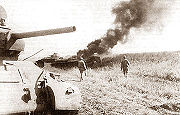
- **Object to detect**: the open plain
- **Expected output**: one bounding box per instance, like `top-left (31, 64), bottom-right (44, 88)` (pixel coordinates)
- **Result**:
top-left (45, 51), bottom-right (180, 114)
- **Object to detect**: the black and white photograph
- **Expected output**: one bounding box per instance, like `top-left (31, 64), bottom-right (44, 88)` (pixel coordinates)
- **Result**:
top-left (0, 0), bottom-right (180, 114)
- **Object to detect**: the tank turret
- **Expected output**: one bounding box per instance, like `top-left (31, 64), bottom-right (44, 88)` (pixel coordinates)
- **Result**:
top-left (0, 26), bottom-right (76, 62)
top-left (0, 5), bottom-right (76, 63)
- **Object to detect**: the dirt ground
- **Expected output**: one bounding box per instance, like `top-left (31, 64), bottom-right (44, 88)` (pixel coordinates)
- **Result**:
top-left (45, 52), bottom-right (180, 115)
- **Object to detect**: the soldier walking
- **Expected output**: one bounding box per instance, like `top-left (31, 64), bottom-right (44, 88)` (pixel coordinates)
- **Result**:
top-left (78, 57), bottom-right (87, 81)
top-left (121, 55), bottom-right (130, 77)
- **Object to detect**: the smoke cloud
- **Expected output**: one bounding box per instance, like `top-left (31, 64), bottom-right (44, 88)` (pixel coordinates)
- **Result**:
top-left (77, 0), bottom-right (171, 59)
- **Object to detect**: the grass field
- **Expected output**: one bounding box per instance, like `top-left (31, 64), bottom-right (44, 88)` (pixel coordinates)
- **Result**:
top-left (45, 51), bottom-right (180, 114)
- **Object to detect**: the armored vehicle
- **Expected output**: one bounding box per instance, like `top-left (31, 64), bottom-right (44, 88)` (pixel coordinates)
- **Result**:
top-left (50, 54), bottom-right (102, 69)
top-left (0, 5), bottom-right (81, 114)
top-left (51, 55), bottom-right (78, 69)
top-left (40, 53), bottom-right (63, 63)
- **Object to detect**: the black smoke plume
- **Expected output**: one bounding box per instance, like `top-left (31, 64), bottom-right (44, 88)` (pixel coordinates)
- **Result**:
top-left (77, 0), bottom-right (168, 59)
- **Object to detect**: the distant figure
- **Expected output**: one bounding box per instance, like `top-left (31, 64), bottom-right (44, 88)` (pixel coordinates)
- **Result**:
top-left (78, 57), bottom-right (87, 81)
top-left (121, 55), bottom-right (130, 77)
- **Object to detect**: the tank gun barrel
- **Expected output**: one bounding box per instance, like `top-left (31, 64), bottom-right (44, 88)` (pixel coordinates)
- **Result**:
top-left (11, 26), bottom-right (76, 39)
top-left (5, 26), bottom-right (76, 50)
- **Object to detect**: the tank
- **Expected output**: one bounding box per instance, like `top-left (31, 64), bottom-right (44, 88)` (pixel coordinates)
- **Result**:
top-left (0, 5), bottom-right (81, 115)
top-left (51, 55), bottom-right (78, 69)
top-left (40, 53), bottom-right (62, 63)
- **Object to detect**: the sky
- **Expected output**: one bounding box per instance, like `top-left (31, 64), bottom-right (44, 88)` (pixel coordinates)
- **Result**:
top-left (1, 0), bottom-right (180, 60)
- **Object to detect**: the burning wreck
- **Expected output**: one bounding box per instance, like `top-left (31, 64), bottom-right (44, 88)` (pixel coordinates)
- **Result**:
top-left (37, 0), bottom-right (168, 69)
top-left (76, 0), bottom-right (167, 65)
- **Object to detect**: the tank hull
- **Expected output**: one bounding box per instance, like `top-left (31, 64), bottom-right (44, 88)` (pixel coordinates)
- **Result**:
top-left (0, 61), bottom-right (81, 114)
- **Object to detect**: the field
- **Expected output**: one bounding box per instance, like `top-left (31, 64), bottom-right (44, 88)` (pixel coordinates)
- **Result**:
top-left (45, 51), bottom-right (180, 114)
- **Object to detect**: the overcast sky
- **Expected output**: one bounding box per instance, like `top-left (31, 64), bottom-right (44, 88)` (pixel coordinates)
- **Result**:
top-left (1, 0), bottom-right (180, 60)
